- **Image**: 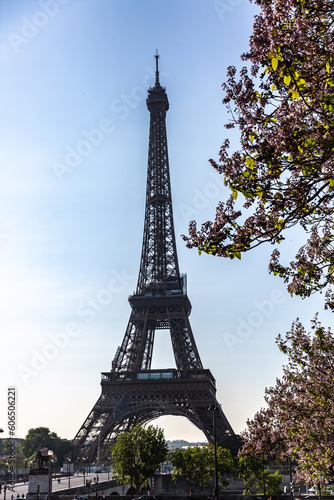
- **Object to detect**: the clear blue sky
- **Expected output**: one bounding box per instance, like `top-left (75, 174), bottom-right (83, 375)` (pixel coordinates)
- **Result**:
top-left (1, 0), bottom-right (332, 444)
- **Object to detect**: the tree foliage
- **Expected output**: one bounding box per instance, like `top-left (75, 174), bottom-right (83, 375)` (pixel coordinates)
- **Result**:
top-left (171, 445), bottom-right (212, 492)
top-left (238, 455), bottom-right (263, 494)
top-left (0, 440), bottom-right (27, 474)
top-left (240, 315), bottom-right (334, 484)
top-left (111, 425), bottom-right (168, 494)
top-left (237, 456), bottom-right (283, 495)
top-left (171, 443), bottom-right (234, 493)
top-left (217, 446), bottom-right (235, 486)
top-left (183, 0), bottom-right (334, 309)
top-left (19, 427), bottom-right (74, 464)
top-left (0, 439), bottom-right (18, 457)
top-left (256, 469), bottom-right (283, 495)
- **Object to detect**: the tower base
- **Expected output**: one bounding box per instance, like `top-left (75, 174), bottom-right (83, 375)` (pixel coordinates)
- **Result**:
top-left (73, 368), bottom-right (233, 461)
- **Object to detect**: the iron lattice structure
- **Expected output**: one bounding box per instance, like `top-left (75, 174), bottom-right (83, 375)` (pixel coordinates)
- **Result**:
top-left (73, 54), bottom-right (234, 462)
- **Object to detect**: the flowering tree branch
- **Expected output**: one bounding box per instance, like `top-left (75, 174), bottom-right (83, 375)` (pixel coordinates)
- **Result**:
top-left (183, 0), bottom-right (334, 308)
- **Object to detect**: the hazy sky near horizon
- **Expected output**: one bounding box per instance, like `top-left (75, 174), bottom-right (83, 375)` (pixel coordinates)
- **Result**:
top-left (1, 0), bottom-right (332, 445)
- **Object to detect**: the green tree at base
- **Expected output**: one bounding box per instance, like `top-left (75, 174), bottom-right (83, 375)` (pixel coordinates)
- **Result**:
top-left (238, 456), bottom-right (283, 495)
top-left (238, 456), bottom-right (263, 494)
top-left (256, 470), bottom-right (283, 496)
top-left (111, 425), bottom-right (168, 495)
top-left (19, 427), bottom-right (74, 464)
top-left (171, 443), bottom-right (234, 493)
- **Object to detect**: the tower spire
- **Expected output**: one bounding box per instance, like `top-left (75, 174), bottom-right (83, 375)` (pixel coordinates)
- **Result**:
top-left (154, 49), bottom-right (160, 87)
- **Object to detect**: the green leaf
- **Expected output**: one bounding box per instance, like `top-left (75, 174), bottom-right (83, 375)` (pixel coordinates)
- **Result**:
top-left (245, 157), bottom-right (255, 170)
top-left (290, 89), bottom-right (300, 101)
top-left (272, 57), bottom-right (278, 71)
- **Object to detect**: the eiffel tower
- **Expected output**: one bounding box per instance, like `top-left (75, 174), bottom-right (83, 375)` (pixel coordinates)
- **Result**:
top-left (73, 53), bottom-right (234, 462)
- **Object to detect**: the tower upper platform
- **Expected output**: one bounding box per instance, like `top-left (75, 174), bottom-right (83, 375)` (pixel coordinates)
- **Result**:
top-left (146, 51), bottom-right (169, 113)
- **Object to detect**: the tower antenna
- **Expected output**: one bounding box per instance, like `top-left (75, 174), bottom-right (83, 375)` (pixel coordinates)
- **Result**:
top-left (154, 49), bottom-right (160, 86)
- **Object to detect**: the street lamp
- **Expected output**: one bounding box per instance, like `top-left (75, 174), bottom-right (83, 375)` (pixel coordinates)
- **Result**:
top-left (24, 460), bottom-right (28, 483)
top-left (83, 458), bottom-right (86, 487)
top-left (96, 433), bottom-right (101, 484)
top-left (4, 462), bottom-right (8, 500)
top-left (130, 461), bottom-right (135, 500)
top-left (95, 474), bottom-right (99, 500)
top-left (106, 456), bottom-right (112, 482)
top-left (289, 458), bottom-right (294, 500)
top-left (208, 404), bottom-right (219, 500)
top-left (48, 450), bottom-right (54, 500)
top-left (67, 458), bottom-right (71, 491)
